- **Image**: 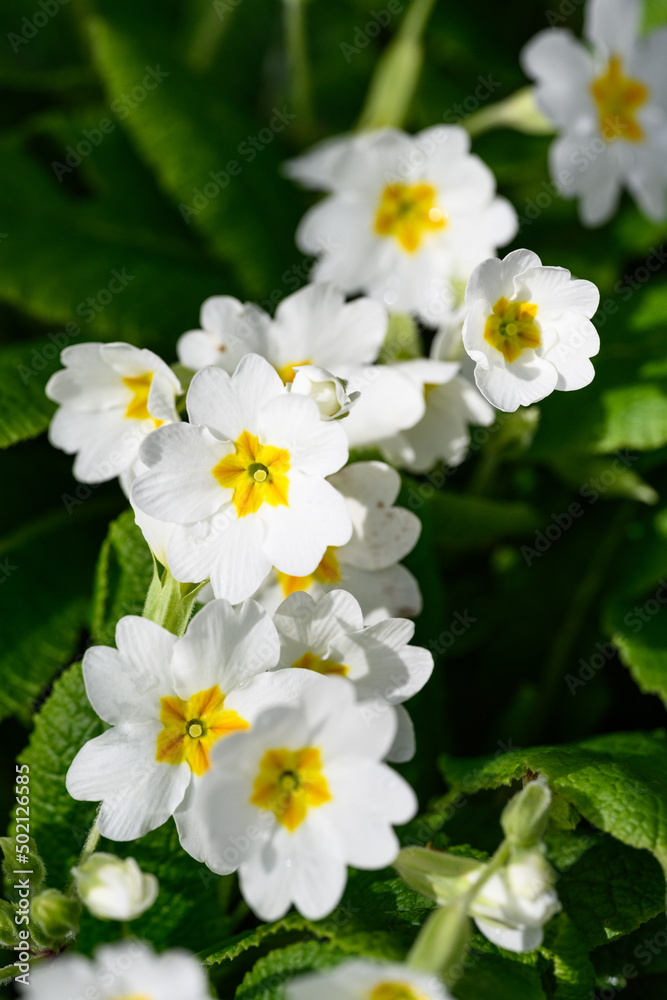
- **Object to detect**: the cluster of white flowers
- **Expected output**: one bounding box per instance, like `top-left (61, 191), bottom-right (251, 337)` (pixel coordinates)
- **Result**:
top-left (38, 1), bottom-right (659, 994)
top-left (522, 0), bottom-right (667, 226)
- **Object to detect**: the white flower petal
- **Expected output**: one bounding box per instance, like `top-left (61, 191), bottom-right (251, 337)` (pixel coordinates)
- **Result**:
top-left (261, 473), bottom-right (352, 576)
top-left (172, 599), bottom-right (279, 695)
top-left (66, 724), bottom-right (190, 841)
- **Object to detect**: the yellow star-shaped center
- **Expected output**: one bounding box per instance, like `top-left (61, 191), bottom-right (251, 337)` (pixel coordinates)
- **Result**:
top-left (591, 55), bottom-right (648, 143)
top-left (374, 182), bottom-right (446, 253)
top-left (483, 297), bottom-right (540, 363)
top-left (251, 746), bottom-right (331, 831)
top-left (213, 430), bottom-right (290, 517)
top-left (156, 685), bottom-right (249, 776)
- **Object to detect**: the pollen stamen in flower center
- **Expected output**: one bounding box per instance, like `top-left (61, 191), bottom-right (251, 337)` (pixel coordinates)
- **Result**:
top-left (591, 54), bottom-right (648, 143)
top-left (484, 297), bottom-right (540, 363)
top-left (374, 182), bottom-right (446, 253)
top-left (156, 685), bottom-right (249, 776)
top-left (212, 430), bottom-right (290, 517)
top-left (249, 463), bottom-right (269, 482)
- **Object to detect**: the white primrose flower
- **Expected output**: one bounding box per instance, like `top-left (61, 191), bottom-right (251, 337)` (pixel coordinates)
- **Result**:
top-left (286, 127), bottom-right (518, 325)
top-left (22, 941), bottom-right (211, 1000)
top-left (176, 294), bottom-right (271, 372)
top-left (194, 674), bottom-right (417, 920)
top-left (272, 589), bottom-right (434, 762)
top-left (71, 853), bottom-right (158, 921)
top-left (177, 282), bottom-right (387, 382)
top-left (66, 599), bottom-right (293, 843)
top-left (371, 359), bottom-right (496, 474)
top-left (252, 460), bottom-right (422, 625)
top-left (521, 0), bottom-right (667, 226)
top-left (45, 342), bottom-right (181, 485)
top-left (462, 250), bottom-right (600, 412)
top-left (131, 354), bottom-right (352, 604)
top-left (287, 959), bottom-right (455, 1000)
top-left (290, 364), bottom-right (359, 420)
top-left (468, 849), bottom-right (562, 952)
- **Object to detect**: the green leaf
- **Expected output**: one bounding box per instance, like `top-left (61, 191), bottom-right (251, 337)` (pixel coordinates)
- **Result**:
top-left (204, 914), bottom-right (321, 966)
top-left (610, 611), bottom-right (667, 711)
top-left (440, 731), bottom-right (667, 880)
top-left (455, 953), bottom-right (546, 1000)
top-left (0, 514), bottom-right (105, 725)
top-left (0, 131), bottom-right (225, 349)
top-left (541, 914), bottom-right (596, 1000)
top-left (234, 934), bottom-right (407, 1000)
top-left (91, 508), bottom-right (155, 645)
top-left (0, 338), bottom-right (57, 448)
top-left (13, 663), bottom-right (103, 886)
top-left (558, 838), bottom-right (665, 948)
top-left (87, 7), bottom-right (301, 297)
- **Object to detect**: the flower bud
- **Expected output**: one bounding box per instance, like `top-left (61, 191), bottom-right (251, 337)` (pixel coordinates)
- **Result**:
top-left (290, 365), bottom-right (359, 420)
top-left (72, 853), bottom-right (158, 921)
top-left (394, 847), bottom-right (483, 906)
top-left (0, 899), bottom-right (19, 947)
top-left (31, 889), bottom-right (80, 944)
top-left (501, 780), bottom-right (552, 849)
top-left (0, 837), bottom-right (46, 893)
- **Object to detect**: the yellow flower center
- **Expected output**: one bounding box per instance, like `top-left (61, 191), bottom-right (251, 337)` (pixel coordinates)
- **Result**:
top-left (591, 55), bottom-right (648, 143)
top-left (277, 359), bottom-right (312, 384)
top-left (369, 984), bottom-right (425, 1000)
top-left (374, 182), bottom-right (446, 253)
top-left (112, 996), bottom-right (153, 1000)
top-left (156, 685), bottom-right (249, 777)
top-left (277, 546), bottom-right (342, 598)
top-left (212, 430), bottom-right (290, 518)
top-left (122, 373), bottom-right (164, 427)
top-left (292, 651), bottom-right (349, 677)
top-left (251, 747), bottom-right (331, 831)
top-left (484, 297), bottom-right (540, 363)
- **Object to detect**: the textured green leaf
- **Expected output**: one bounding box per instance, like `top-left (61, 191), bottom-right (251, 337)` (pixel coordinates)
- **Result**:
top-left (234, 934), bottom-right (407, 1000)
top-left (204, 915), bottom-right (321, 967)
top-left (91, 508), bottom-right (155, 645)
top-left (13, 663), bottom-right (103, 886)
top-left (558, 838), bottom-right (665, 948)
top-left (541, 914), bottom-right (596, 1000)
top-left (440, 731), bottom-right (667, 879)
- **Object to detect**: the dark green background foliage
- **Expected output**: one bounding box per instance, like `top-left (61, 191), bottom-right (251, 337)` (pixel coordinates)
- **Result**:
top-left (2, 0), bottom-right (667, 996)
